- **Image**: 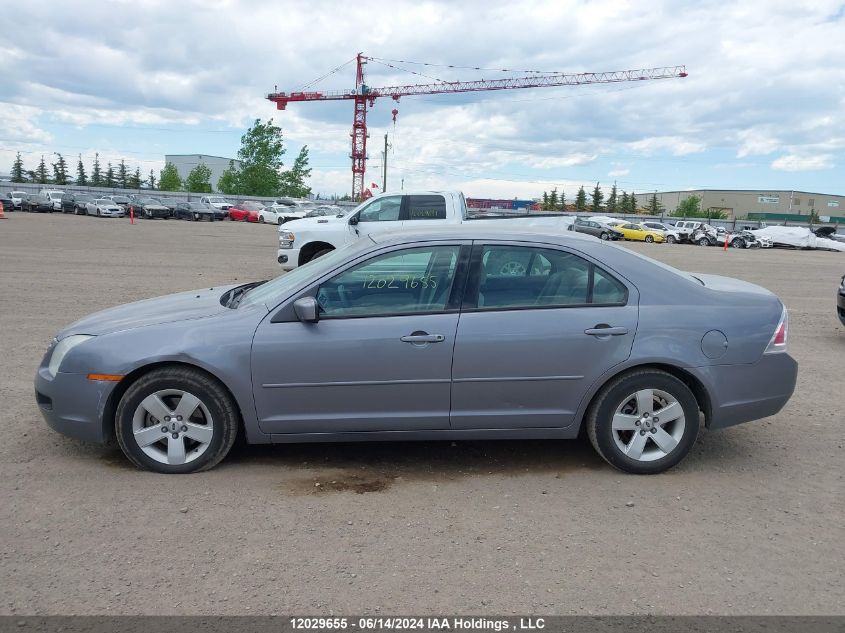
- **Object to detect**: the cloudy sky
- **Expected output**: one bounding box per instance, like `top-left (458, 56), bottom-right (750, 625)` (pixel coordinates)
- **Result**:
top-left (2, 0), bottom-right (844, 200)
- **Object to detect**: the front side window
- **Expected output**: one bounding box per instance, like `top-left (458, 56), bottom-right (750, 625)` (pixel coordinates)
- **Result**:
top-left (358, 196), bottom-right (402, 222)
top-left (316, 246), bottom-right (460, 318)
top-left (406, 195), bottom-right (447, 220)
top-left (474, 245), bottom-right (627, 309)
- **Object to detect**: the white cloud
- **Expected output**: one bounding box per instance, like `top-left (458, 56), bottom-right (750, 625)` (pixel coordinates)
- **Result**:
top-left (628, 136), bottom-right (706, 156)
top-left (736, 128), bottom-right (780, 157)
top-left (608, 168), bottom-right (629, 177)
top-left (770, 154), bottom-right (834, 172)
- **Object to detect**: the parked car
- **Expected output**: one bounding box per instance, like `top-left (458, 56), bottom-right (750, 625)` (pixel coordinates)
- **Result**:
top-left (39, 189), bottom-right (65, 211)
top-left (727, 230), bottom-right (772, 249)
top-left (10, 191), bottom-right (27, 209)
top-left (612, 222), bottom-right (666, 243)
top-left (258, 205), bottom-right (285, 225)
top-left (22, 193), bottom-right (54, 213)
top-left (35, 226), bottom-right (797, 474)
top-left (128, 198), bottom-right (171, 219)
top-left (571, 218), bottom-right (624, 241)
top-left (672, 221), bottom-right (704, 242)
top-left (60, 193), bottom-right (95, 214)
top-left (305, 205), bottom-right (346, 218)
top-left (642, 221), bottom-right (681, 244)
top-left (1, 192), bottom-right (15, 212)
top-left (838, 274), bottom-right (845, 326)
top-left (86, 198), bottom-right (125, 217)
top-left (229, 201), bottom-right (263, 222)
top-left (200, 196), bottom-right (234, 213)
top-left (109, 195), bottom-right (133, 211)
top-left (157, 199), bottom-right (179, 217)
top-left (174, 202), bottom-right (216, 221)
top-left (691, 224), bottom-right (721, 246)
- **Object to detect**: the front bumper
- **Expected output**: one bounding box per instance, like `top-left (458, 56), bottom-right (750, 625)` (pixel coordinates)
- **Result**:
top-left (692, 352), bottom-right (798, 430)
top-left (837, 289), bottom-right (845, 326)
top-left (276, 247), bottom-right (301, 270)
top-left (34, 366), bottom-right (116, 444)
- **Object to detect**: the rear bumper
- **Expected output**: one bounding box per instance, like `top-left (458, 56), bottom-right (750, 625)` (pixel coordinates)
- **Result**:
top-left (34, 366), bottom-right (114, 444)
top-left (692, 353), bottom-right (798, 430)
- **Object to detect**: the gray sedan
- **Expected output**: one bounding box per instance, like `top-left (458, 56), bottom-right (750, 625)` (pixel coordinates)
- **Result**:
top-left (35, 228), bottom-right (797, 474)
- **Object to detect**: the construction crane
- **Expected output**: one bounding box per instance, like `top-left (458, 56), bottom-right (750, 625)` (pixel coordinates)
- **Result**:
top-left (267, 54), bottom-right (687, 200)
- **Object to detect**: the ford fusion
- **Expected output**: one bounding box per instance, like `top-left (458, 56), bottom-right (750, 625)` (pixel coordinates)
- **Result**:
top-left (35, 228), bottom-right (797, 474)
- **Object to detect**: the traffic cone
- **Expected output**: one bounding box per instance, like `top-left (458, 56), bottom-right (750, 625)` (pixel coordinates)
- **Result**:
top-left (723, 235), bottom-right (728, 250)
top-left (0, 201), bottom-right (6, 219)
top-left (129, 207), bottom-right (135, 224)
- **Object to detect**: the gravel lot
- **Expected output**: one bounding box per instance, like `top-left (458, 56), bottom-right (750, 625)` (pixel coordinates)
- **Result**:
top-left (1, 212), bottom-right (843, 616)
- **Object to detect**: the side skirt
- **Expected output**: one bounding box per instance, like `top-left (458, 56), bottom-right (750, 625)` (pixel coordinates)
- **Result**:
top-left (269, 427), bottom-right (579, 444)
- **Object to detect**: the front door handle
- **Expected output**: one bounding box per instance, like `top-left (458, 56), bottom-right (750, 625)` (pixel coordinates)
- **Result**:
top-left (401, 333), bottom-right (445, 343)
top-left (584, 325), bottom-right (629, 336)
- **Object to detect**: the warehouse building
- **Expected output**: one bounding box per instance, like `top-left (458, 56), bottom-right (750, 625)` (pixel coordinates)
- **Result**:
top-left (165, 154), bottom-right (242, 192)
top-left (633, 189), bottom-right (844, 220)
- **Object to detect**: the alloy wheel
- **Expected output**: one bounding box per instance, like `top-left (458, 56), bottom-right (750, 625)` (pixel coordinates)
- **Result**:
top-left (611, 388), bottom-right (686, 462)
top-left (131, 389), bottom-right (214, 465)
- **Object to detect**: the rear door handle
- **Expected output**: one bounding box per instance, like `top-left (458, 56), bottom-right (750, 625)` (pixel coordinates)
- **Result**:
top-left (401, 333), bottom-right (445, 343)
top-left (584, 326), bottom-right (629, 336)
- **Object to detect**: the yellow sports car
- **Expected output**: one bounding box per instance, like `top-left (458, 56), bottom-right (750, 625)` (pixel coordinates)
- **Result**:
top-left (612, 222), bottom-right (666, 243)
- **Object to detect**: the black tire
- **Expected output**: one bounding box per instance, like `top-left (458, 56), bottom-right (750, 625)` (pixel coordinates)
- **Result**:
top-left (731, 238), bottom-right (745, 249)
top-left (698, 237), bottom-right (709, 246)
top-left (277, 218), bottom-right (284, 225)
top-left (645, 235), bottom-right (654, 243)
top-left (115, 366), bottom-right (239, 474)
top-left (311, 248), bottom-right (333, 262)
top-left (600, 232), bottom-right (609, 240)
top-left (193, 212), bottom-right (199, 221)
top-left (585, 369), bottom-right (699, 474)
top-left (259, 216), bottom-right (265, 224)
top-left (666, 235), bottom-right (676, 244)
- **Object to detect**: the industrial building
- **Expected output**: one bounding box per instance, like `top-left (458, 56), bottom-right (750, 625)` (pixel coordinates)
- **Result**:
top-left (165, 154), bottom-right (242, 192)
top-left (633, 189), bottom-right (844, 221)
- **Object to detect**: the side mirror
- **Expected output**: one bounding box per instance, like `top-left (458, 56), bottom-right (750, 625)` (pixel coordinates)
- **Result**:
top-left (293, 297), bottom-right (319, 323)
top-left (349, 215), bottom-right (359, 226)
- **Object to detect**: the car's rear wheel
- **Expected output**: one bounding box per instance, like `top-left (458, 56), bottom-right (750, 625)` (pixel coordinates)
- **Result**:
top-left (115, 367), bottom-right (239, 474)
top-left (666, 235), bottom-right (676, 244)
top-left (586, 369), bottom-right (699, 474)
top-left (193, 212), bottom-right (199, 221)
top-left (277, 218), bottom-right (284, 225)
top-left (645, 235), bottom-right (654, 243)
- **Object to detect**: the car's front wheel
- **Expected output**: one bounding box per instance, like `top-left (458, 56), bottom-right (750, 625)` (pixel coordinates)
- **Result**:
top-left (586, 369), bottom-right (699, 474)
top-left (698, 237), bottom-right (710, 246)
top-left (666, 235), bottom-right (676, 244)
top-left (600, 232), bottom-right (609, 240)
top-left (731, 238), bottom-right (745, 249)
top-left (115, 367), bottom-right (239, 473)
top-left (645, 235), bottom-right (654, 243)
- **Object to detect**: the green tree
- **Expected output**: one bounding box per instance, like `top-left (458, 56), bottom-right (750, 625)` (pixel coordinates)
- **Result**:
top-left (128, 167), bottom-right (142, 189)
top-left (278, 145), bottom-right (313, 198)
top-left (557, 188), bottom-right (566, 211)
top-left (575, 186), bottom-right (587, 213)
top-left (548, 187), bottom-right (559, 210)
top-left (148, 170), bottom-right (157, 190)
top-left (620, 191), bottom-right (630, 213)
top-left (541, 191), bottom-right (549, 210)
top-left (590, 182), bottom-right (604, 214)
top-left (105, 163), bottom-right (115, 188)
top-left (627, 191), bottom-right (638, 214)
top-left (158, 162), bottom-right (182, 191)
top-left (606, 183), bottom-right (618, 213)
top-left (117, 160), bottom-right (128, 189)
top-left (75, 155), bottom-right (87, 186)
top-left (51, 153), bottom-right (69, 185)
top-left (705, 208), bottom-right (728, 220)
top-left (647, 192), bottom-right (664, 215)
top-left (35, 156), bottom-right (50, 184)
top-left (185, 163), bottom-right (213, 193)
top-left (217, 160), bottom-right (241, 195)
top-left (237, 118), bottom-right (285, 196)
top-left (670, 195), bottom-right (701, 218)
top-left (11, 152), bottom-right (25, 182)
top-left (91, 153), bottom-right (103, 187)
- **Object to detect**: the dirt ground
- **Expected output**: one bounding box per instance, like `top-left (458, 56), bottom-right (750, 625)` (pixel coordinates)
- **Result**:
top-left (1, 212), bottom-right (842, 616)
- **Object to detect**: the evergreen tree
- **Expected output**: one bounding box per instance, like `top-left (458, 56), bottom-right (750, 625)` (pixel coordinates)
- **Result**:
top-left (128, 167), bottom-right (142, 189)
top-left (117, 159), bottom-right (128, 189)
top-left (148, 170), bottom-right (157, 190)
top-left (671, 195), bottom-right (701, 218)
top-left (35, 156), bottom-right (50, 184)
top-left (548, 188), bottom-right (559, 210)
top-left (105, 162), bottom-right (115, 188)
top-left (185, 164), bottom-right (213, 193)
top-left (541, 191), bottom-right (549, 210)
top-left (620, 191), bottom-right (630, 213)
top-left (158, 162), bottom-right (182, 191)
top-left (91, 153), bottom-right (103, 187)
top-left (647, 192), bottom-right (663, 215)
top-left (557, 188), bottom-right (566, 211)
top-left (606, 183), bottom-right (618, 213)
top-left (217, 160), bottom-right (241, 195)
top-left (75, 155), bottom-right (87, 186)
top-left (51, 153), bottom-right (70, 185)
top-left (575, 186), bottom-right (587, 213)
top-left (627, 190), bottom-right (638, 214)
top-left (278, 145), bottom-right (313, 198)
top-left (11, 152), bottom-right (25, 182)
top-left (591, 182), bottom-right (604, 214)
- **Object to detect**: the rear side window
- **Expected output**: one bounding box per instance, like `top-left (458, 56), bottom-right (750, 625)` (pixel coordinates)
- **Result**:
top-left (472, 245), bottom-right (628, 309)
top-left (406, 195), bottom-right (447, 220)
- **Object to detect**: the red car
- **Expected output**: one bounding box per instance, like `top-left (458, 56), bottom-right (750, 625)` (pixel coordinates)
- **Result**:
top-left (228, 201), bottom-right (263, 222)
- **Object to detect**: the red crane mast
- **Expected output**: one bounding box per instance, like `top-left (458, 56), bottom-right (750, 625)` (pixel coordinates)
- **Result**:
top-left (268, 53), bottom-right (687, 200)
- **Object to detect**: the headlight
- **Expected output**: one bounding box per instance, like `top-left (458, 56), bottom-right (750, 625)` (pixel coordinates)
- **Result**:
top-left (279, 230), bottom-right (295, 248)
top-left (48, 335), bottom-right (95, 377)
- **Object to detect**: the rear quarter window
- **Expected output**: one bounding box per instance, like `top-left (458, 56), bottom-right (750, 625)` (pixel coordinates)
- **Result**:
top-left (407, 195), bottom-right (447, 220)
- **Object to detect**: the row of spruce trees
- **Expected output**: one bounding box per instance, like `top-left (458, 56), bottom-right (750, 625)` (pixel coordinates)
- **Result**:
top-left (539, 182), bottom-right (666, 215)
top-left (10, 152), bottom-right (158, 190)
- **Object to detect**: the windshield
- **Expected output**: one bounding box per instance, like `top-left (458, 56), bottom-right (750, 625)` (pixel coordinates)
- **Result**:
top-left (95, 199), bottom-right (112, 204)
top-left (239, 242), bottom-right (368, 309)
top-left (112, 196), bottom-right (129, 203)
top-left (207, 197), bottom-right (225, 203)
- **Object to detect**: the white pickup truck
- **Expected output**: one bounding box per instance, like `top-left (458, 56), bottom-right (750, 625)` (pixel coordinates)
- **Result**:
top-left (276, 191), bottom-right (575, 270)
top-left (199, 196), bottom-right (234, 212)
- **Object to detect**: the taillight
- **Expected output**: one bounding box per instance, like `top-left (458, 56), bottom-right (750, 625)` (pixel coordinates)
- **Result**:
top-left (765, 307), bottom-right (788, 353)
